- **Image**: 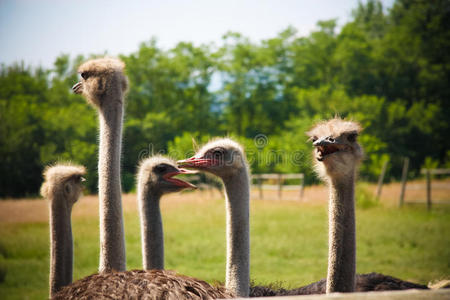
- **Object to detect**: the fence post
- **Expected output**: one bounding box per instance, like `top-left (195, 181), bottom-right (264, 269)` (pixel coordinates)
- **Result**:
top-left (426, 169), bottom-right (432, 211)
top-left (258, 176), bottom-right (263, 199)
top-left (376, 159), bottom-right (389, 200)
top-left (299, 174), bottom-right (305, 200)
top-left (399, 157), bottom-right (409, 207)
top-left (278, 174), bottom-right (282, 200)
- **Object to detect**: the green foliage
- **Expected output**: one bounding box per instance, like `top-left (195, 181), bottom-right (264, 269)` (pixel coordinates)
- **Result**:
top-left (422, 156), bottom-right (439, 170)
top-left (167, 132), bottom-right (212, 160)
top-left (122, 172), bottom-right (136, 194)
top-left (1, 0), bottom-right (449, 197)
top-left (444, 151), bottom-right (450, 169)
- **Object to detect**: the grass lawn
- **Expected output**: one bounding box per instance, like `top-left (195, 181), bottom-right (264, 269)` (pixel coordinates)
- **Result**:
top-left (0, 186), bottom-right (449, 299)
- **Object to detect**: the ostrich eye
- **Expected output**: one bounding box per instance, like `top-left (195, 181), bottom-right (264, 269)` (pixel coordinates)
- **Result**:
top-left (311, 136), bottom-right (318, 143)
top-left (80, 72), bottom-right (89, 80)
top-left (347, 133), bottom-right (357, 142)
top-left (64, 183), bottom-right (72, 195)
top-left (154, 165), bottom-right (167, 173)
top-left (212, 148), bottom-right (225, 157)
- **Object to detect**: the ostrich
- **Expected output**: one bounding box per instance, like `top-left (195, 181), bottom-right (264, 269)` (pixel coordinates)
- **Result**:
top-left (178, 138), bottom-right (250, 297)
top-left (307, 118), bottom-right (363, 293)
top-left (306, 118), bottom-right (427, 293)
top-left (52, 159), bottom-right (234, 299)
top-left (41, 163), bottom-right (86, 297)
top-left (72, 57), bottom-right (127, 272)
top-left (137, 156), bottom-right (196, 270)
top-left (253, 118), bottom-right (427, 296)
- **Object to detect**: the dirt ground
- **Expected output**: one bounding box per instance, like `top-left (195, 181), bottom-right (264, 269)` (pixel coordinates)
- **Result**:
top-left (0, 179), bottom-right (449, 224)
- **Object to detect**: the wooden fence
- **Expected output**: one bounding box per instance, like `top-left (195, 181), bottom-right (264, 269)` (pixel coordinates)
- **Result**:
top-left (252, 173), bottom-right (305, 200)
top-left (398, 158), bottom-right (450, 209)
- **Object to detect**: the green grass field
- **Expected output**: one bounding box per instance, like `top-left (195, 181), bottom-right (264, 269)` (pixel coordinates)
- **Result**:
top-left (0, 190), bottom-right (449, 299)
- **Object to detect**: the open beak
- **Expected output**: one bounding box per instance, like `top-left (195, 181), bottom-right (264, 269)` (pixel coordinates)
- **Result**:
top-left (72, 81), bottom-right (83, 94)
top-left (177, 157), bottom-right (215, 169)
top-left (162, 169), bottom-right (197, 189)
top-left (313, 137), bottom-right (342, 162)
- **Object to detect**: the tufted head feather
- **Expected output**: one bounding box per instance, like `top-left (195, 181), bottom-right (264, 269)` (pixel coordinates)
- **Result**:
top-left (307, 118), bottom-right (362, 140)
top-left (78, 57), bottom-right (125, 74)
top-left (41, 163), bottom-right (86, 203)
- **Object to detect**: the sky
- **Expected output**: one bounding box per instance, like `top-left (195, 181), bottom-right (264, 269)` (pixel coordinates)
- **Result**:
top-left (0, 0), bottom-right (395, 68)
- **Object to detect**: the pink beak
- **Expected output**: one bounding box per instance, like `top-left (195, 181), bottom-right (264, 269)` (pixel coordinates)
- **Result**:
top-left (162, 168), bottom-right (197, 189)
top-left (177, 157), bottom-right (215, 168)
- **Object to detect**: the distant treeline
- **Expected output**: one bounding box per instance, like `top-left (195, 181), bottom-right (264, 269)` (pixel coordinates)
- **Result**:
top-left (1, 0), bottom-right (449, 197)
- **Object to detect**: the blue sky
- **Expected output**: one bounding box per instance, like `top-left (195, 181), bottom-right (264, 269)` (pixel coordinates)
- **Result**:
top-left (0, 0), bottom-right (395, 68)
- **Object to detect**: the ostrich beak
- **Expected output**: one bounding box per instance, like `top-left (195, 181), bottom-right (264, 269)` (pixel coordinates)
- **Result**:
top-left (163, 169), bottom-right (197, 189)
top-left (313, 137), bottom-right (336, 147)
top-left (313, 136), bottom-right (343, 161)
top-left (177, 168), bottom-right (198, 175)
top-left (72, 81), bottom-right (83, 94)
top-left (177, 157), bottom-right (214, 168)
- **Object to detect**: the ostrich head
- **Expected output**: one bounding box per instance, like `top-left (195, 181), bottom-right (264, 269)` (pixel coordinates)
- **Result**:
top-left (138, 156), bottom-right (197, 195)
top-left (177, 138), bottom-right (248, 179)
top-left (307, 118), bottom-right (363, 179)
top-left (41, 164), bottom-right (86, 205)
top-left (72, 57), bottom-right (128, 107)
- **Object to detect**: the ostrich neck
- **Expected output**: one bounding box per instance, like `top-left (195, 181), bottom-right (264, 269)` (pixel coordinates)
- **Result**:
top-left (138, 185), bottom-right (164, 270)
top-left (326, 172), bottom-right (356, 293)
top-left (223, 169), bottom-right (250, 297)
top-left (98, 95), bottom-right (126, 272)
top-left (49, 197), bottom-right (73, 297)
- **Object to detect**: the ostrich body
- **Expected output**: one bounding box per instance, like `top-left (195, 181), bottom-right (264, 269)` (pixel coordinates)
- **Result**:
top-left (178, 138), bottom-right (250, 297)
top-left (41, 164), bottom-right (86, 297)
top-left (251, 119), bottom-right (427, 297)
top-left (53, 158), bottom-right (234, 299)
top-left (73, 57), bottom-right (128, 272)
top-left (52, 269), bottom-right (232, 299)
top-left (250, 273), bottom-right (427, 296)
top-left (137, 156), bottom-right (196, 270)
